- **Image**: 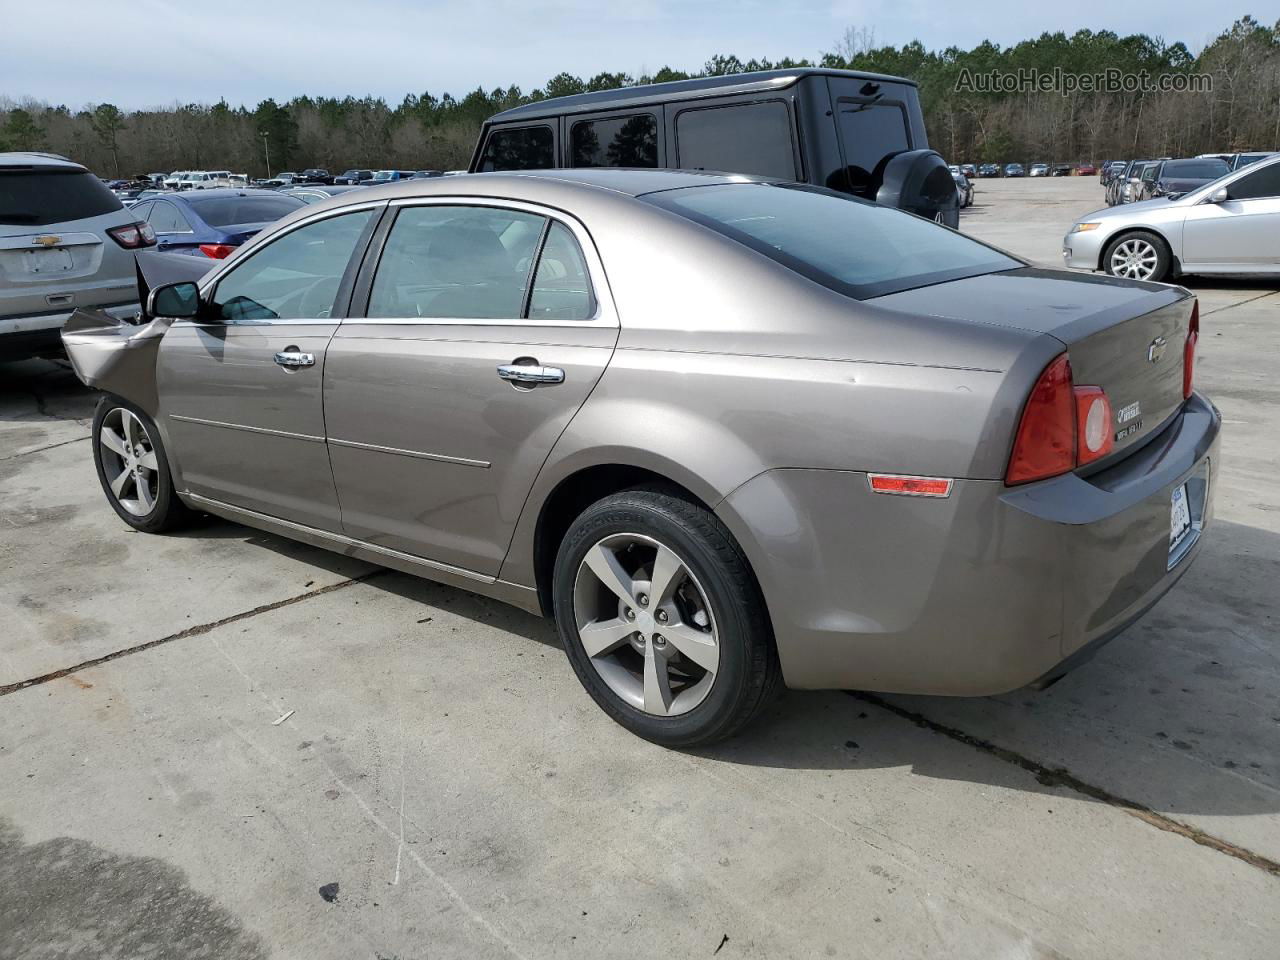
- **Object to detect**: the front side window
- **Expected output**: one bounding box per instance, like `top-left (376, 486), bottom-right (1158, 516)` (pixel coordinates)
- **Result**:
top-left (209, 209), bottom-right (374, 322)
top-left (675, 101), bottom-right (796, 180)
top-left (477, 126), bottom-right (554, 172)
top-left (368, 206), bottom-right (546, 319)
top-left (835, 101), bottom-right (912, 198)
top-left (1228, 162), bottom-right (1280, 200)
top-left (645, 183), bottom-right (1020, 300)
top-left (528, 222), bottom-right (593, 321)
top-left (570, 114), bottom-right (658, 168)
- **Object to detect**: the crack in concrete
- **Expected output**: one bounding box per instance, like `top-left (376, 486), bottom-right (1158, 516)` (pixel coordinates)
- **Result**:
top-left (0, 435), bottom-right (90, 461)
top-left (1200, 289), bottom-right (1279, 317)
top-left (847, 691), bottom-right (1280, 879)
top-left (0, 571), bottom-right (385, 699)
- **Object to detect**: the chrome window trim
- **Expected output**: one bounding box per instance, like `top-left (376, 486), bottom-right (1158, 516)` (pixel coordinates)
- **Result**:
top-left (342, 195), bottom-right (618, 329)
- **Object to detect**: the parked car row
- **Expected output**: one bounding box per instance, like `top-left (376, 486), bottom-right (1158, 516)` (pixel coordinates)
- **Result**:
top-left (1067, 152), bottom-right (1280, 282)
top-left (1100, 153), bottom-right (1273, 206)
top-left (972, 162), bottom-right (1094, 178)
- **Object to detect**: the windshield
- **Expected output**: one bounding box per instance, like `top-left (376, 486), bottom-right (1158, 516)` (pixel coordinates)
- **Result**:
top-left (372, 171), bottom-right (394, 181)
top-left (644, 183), bottom-right (1020, 300)
top-left (1162, 160), bottom-right (1229, 179)
top-left (188, 195), bottom-right (305, 227)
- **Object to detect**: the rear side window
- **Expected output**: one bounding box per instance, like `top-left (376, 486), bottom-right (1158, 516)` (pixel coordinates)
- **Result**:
top-left (835, 101), bottom-right (912, 199)
top-left (190, 195), bottom-right (304, 227)
top-left (645, 183), bottom-right (1020, 300)
top-left (148, 202), bottom-right (191, 233)
top-left (675, 101), bottom-right (796, 180)
top-left (570, 114), bottom-right (658, 168)
top-left (477, 126), bottom-right (554, 172)
top-left (528, 222), bottom-right (594, 321)
top-left (368, 206), bottom-right (546, 319)
top-left (0, 170), bottom-right (123, 226)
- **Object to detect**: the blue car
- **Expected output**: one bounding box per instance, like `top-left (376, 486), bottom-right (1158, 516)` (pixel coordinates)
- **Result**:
top-left (127, 188), bottom-right (306, 259)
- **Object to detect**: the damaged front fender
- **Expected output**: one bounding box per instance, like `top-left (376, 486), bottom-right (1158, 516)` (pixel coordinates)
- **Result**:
top-left (60, 252), bottom-right (212, 416)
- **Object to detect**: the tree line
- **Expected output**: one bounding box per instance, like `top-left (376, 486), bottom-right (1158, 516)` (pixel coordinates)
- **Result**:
top-left (1, 16), bottom-right (1276, 178)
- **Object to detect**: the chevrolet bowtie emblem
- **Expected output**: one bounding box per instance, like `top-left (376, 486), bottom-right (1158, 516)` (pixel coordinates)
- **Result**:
top-left (32, 235), bottom-right (61, 247)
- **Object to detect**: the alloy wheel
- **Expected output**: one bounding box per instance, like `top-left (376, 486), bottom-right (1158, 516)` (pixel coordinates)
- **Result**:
top-left (572, 533), bottom-right (720, 717)
top-left (1110, 238), bottom-right (1159, 280)
top-left (99, 407), bottom-right (159, 517)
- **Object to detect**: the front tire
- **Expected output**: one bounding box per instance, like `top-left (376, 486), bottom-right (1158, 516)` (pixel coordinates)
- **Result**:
top-left (92, 395), bottom-right (194, 533)
top-left (1103, 230), bottom-right (1172, 282)
top-left (553, 486), bottom-right (780, 747)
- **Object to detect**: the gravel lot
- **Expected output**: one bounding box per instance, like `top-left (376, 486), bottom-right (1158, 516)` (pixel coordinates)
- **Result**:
top-left (2, 176), bottom-right (1278, 959)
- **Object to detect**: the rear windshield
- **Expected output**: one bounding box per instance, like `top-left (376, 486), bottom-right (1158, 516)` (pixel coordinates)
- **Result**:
top-left (188, 195), bottom-right (304, 227)
top-left (644, 183), bottom-right (1020, 300)
top-left (0, 169), bottom-right (123, 226)
top-left (1162, 160), bottom-right (1228, 179)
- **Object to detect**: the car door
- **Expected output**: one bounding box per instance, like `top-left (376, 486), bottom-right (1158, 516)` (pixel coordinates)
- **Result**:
top-left (323, 199), bottom-right (618, 576)
top-left (156, 203), bottom-right (382, 529)
top-left (1182, 162), bottom-right (1280, 269)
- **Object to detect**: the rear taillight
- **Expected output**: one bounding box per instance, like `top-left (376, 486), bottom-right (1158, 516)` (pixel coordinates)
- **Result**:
top-left (106, 221), bottom-right (156, 249)
top-left (1005, 353), bottom-right (1114, 485)
top-left (1184, 300), bottom-right (1199, 399)
top-left (199, 243), bottom-right (236, 259)
top-left (1006, 354), bottom-right (1075, 485)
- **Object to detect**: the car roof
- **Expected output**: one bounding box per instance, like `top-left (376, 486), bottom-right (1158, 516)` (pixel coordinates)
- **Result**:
top-left (487, 68), bottom-right (916, 123)
top-left (0, 151), bottom-right (83, 171)
top-left (301, 169), bottom-right (773, 224)
top-left (165, 188), bottom-right (290, 202)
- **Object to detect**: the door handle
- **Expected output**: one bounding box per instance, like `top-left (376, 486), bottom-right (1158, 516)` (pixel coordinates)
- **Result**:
top-left (497, 363), bottom-right (564, 385)
top-left (274, 349), bottom-right (315, 368)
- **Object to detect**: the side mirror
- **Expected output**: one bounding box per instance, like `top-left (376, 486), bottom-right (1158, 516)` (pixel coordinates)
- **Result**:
top-left (148, 281), bottom-right (201, 319)
top-left (1208, 187), bottom-right (1229, 203)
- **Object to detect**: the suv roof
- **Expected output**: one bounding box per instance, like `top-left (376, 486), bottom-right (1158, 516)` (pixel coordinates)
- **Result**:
top-left (0, 151), bottom-right (80, 171)
top-left (489, 68), bottom-right (918, 123)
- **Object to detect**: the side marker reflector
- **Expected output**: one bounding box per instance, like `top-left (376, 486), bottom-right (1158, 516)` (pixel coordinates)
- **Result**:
top-left (868, 474), bottom-right (953, 498)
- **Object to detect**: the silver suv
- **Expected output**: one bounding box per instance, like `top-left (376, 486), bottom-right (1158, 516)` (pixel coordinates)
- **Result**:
top-left (1, 152), bottom-right (154, 359)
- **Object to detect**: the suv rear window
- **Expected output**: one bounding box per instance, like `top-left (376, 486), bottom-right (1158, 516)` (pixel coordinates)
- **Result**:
top-left (644, 182), bottom-right (1020, 300)
top-left (188, 195), bottom-right (304, 227)
top-left (477, 126), bottom-right (554, 172)
top-left (835, 101), bottom-right (911, 198)
top-left (0, 169), bottom-right (123, 226)
top-left (675, 101), bottom-right (796, 180)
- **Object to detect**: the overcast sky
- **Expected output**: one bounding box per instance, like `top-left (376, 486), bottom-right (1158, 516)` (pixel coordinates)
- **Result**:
top-left (0, 0), bottom-right (1245, 110)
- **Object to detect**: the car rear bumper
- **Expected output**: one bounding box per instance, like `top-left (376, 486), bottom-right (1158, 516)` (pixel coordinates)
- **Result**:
top-left (0, 302), bottom-right (139, 358)
top-left (717, 392), bottom-right (1221, 695)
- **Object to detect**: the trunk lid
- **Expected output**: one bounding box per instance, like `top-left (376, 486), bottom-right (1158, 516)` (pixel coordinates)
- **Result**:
top-left (870, 267), bottom-right (1194, 462)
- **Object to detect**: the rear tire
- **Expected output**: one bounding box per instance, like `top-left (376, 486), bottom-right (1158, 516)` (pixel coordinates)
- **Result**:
top-left (1103, 230), bottom-right (1172, 282)
top-left (553, 486), bottom-right (780, 747)
top-left (92, 395), bottom-right (194, 534)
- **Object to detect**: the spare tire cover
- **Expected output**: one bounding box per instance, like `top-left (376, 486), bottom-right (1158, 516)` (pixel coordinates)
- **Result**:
top-left (874, 149), bottom-right (960, 229)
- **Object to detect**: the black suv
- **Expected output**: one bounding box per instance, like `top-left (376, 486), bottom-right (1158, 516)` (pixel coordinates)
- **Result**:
top-left (469, 69), bottom-right (959, 227)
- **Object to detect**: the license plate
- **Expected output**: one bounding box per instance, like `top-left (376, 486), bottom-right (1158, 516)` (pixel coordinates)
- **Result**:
top-left (1169, 484), bottom-right (1192, 553)
top-left (24, 248), bottom-right (73, 274)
